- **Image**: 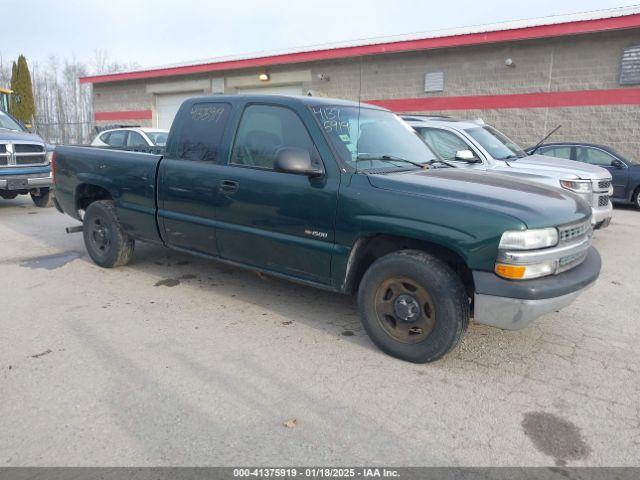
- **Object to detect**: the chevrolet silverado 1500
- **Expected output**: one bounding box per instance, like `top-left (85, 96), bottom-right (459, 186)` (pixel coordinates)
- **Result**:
top-left (53, 95), bottom-right (601, 363)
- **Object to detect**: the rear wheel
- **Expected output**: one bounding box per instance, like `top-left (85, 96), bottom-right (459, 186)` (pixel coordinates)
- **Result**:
top-left (31, 188), bottom-right (53, 208)
top-left (0, 192), bottom-right (18, 200)
top-left (83, 200), bottom-right (134, 268)
top-left (357, 250), bottom-right (468, 363)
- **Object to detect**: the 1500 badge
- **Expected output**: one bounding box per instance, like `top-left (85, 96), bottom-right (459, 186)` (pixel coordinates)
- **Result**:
top-left (304, 229), bottom-right (328, 239)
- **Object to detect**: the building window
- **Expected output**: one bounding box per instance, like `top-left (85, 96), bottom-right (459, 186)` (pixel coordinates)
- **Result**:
top-left (424, 71), bottom-right (444, 93)
top-left (619, 44), bottom-right (640, 85)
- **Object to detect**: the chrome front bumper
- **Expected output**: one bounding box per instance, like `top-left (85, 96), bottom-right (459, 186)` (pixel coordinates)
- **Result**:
top-left (0, 172), bottom-right (53, 190)
top-left (474, 283), bottom-right (594, 330)
top-left (472, 247), bottom-right (601, 330)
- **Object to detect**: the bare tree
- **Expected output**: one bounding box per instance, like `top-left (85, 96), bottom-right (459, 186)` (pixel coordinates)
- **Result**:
top-left (1, 51), bottom-right (137, 144)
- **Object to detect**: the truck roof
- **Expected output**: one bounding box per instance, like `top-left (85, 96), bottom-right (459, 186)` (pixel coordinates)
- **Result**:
top-left (182, 94), bottom-right (387, 111)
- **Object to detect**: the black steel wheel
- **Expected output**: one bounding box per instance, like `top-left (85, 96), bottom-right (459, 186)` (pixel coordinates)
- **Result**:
top-left (83, 200), bottom-right (134, 268)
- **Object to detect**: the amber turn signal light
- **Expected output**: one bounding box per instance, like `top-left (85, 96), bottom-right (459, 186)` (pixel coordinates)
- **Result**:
top-left (495, 263), bottom-right (526, 280)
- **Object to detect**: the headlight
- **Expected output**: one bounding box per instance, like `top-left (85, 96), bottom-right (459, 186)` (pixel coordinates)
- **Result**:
top-left (560, 179), bottom-right (592, 193)
top-left (499, 228), bottom-right (558, 250)
top-left (45, 151), bottom-right (54, 165)
top-left (495, 260), bottom-right (558, 280)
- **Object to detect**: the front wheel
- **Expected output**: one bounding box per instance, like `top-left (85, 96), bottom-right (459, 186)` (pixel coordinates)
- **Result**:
top-left (83, 200), bottom-right (134, 268)
top-left (31, 188), bottom-right (53, 208)
top-left (633, 187), bottom-right (640, 210)
top-left (357, 250), bottom-right (469, 363)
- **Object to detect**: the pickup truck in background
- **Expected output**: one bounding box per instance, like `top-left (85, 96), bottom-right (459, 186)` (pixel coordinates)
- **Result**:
top-left (403, 115), bottom-right (614, 229)
top-left (1, 110), bottom-right (54, 207)
top-left (53, 95), bottom-right (601, 363)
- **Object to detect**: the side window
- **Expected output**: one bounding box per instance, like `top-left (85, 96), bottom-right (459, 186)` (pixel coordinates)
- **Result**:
top-left (107, 130), bottom-right (127, 147)
top-left (100, 132), bottom-right (111, 144)
top-left (177, 102), bottom-right (231, 162)
top-left (126, 131), bottom-right (148, 147)
top-left (576, 147), bottom-right (616, 166)
top-left (231, 104), bottom-right (317, 170)
top-left (418, 128), bottom-right (474, 161)
top-left (541, 146), bottom-right (572, 159)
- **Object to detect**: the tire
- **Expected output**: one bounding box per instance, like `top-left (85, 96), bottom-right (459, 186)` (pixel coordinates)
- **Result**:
top-left (0, 192), bottom-right (18, 200)
top-left (357, 250), bottom-right (469, 363)
top-left (633, 187), bottom-right (640, 210)
top-left (82, 200), bottom-right (134, 268)
top-left (31, 188), bottom-right (53, 208)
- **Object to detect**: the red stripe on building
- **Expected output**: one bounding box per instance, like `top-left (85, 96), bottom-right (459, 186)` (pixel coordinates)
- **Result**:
top-left (94, 110), bottom-right (153, 121)
top-left (80, 13), bottom-right (640, 84)
top-left (366, 88), bottom-right (640, 111)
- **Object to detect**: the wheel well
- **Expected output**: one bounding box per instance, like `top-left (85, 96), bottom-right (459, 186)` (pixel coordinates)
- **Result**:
top-left (345, 234), bottom-right (474, 295)
top-left (76, 184), bottom-right (112, 211)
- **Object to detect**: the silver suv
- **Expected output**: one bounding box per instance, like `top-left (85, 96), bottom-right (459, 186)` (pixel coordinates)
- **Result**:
top-left (403, 116), bottom-right (613, 229)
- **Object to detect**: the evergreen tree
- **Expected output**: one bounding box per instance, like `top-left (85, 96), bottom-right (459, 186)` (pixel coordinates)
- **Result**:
top-left (10, 55), bottom-right (36, 124)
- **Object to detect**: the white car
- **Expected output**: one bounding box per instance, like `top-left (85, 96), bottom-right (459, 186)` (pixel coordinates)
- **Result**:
top-left (91, 128), bottom-right (169, 148)
top-left (403, 115), bottom-right (614, 229)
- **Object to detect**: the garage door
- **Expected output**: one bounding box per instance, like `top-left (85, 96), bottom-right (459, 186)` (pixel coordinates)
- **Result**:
top-left (236, 84), bottom-right (303, 96)
top-left (156, 92), bottom-right (203, 129)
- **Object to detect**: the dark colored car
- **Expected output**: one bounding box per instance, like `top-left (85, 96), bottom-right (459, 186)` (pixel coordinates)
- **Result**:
top-left (52, 95), bottom-right (600, 363)
top-left (527, 142), bottom-right (640, 209)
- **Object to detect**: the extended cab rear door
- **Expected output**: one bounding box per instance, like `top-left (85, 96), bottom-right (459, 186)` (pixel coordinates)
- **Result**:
top-left (157, 101), bottom-right (233, 255)
top-left (213, 101), bottom-right (340, 284)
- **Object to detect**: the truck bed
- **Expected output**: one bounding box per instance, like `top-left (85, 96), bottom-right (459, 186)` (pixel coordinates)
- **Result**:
top-left (54, 145), bottom-right (163, 243)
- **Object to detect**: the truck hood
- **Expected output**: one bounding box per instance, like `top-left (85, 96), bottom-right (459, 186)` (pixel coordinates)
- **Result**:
top-left (367, 168), bottom-right (591, 229)
top-left (504, 154), bottom-right (610, 180)
top-left (0, 129), bottom-right (44, 143)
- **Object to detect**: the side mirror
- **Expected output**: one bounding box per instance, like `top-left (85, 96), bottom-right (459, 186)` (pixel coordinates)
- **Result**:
top-left (611, 159), bottom-right (624, 169)
top-left (454, 149), bottom-right (479, 163)
top-left (274, 147), bottom-right (324, 177)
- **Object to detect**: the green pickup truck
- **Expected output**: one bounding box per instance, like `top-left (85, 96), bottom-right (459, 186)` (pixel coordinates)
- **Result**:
top-left (53, 95), bottom-right (600, 363)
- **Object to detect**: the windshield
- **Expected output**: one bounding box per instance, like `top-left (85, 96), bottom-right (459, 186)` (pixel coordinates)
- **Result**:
top-left (464, 125), bottom-right (526, 160)
top-left (0, 111), bottom-right (23, 132)
top-left (146, 132), bottom-right (168, 146)
top-left (311, 105), bottom-right (437, 170)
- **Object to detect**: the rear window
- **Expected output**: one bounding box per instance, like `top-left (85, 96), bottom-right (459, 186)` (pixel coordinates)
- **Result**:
top-left (176, 102), bottom-right (231, 162)
top-left (107, 130), bottom-right (127, 147)
top-left (146, 132), bottom-right (168, 146)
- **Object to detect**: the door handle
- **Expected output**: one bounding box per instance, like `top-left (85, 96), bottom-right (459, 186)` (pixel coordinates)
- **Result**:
top-left (220, 180), bottom-right (239, 194)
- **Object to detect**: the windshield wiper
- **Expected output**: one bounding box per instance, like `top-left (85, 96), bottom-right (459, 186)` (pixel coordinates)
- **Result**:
top-left (356, 154), bottom-right (428, 169)
top-left (497, 154), bottom-right (519, 161)
top-left (425, 158), bottom-right (456, 168)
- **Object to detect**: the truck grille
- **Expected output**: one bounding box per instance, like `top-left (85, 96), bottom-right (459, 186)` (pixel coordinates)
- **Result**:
top-left (598, 195), bottom-right (609, 207)
top-left (598, 180), bottom-right (611, 190)
top-left (0, 141), bottom-right (47, 167)
top-left (558, 220), bottom-right (592, 243)
top-left (16, 155), bottom-right (46, 165)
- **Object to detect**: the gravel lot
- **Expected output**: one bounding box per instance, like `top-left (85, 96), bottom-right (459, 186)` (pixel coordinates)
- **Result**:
top-left (0, 196), bottom-right (638, 466)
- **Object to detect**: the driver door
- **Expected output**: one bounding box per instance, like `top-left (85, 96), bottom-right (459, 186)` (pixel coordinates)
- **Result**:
top-left (214, 103), bottom-right (339, 283)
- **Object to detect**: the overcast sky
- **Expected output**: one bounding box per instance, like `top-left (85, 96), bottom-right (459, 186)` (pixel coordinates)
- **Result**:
top-left (1, 0), bottom-right (637, 71)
